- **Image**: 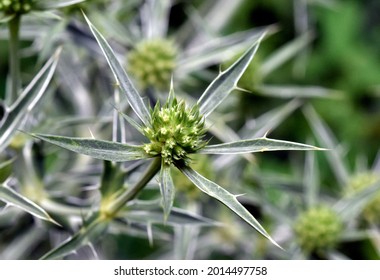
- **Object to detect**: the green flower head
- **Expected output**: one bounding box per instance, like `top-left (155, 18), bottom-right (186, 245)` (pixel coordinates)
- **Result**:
top-left (346, 172), bottom-right (380, 224)
top-left (127, 38), bottom-right (177, 90)
top-left (294, 205), bottom-right (343, 253)
top-left (143, 95), bottom-right (207, 166)
top-left (0, 0), bottom-right (34, 14)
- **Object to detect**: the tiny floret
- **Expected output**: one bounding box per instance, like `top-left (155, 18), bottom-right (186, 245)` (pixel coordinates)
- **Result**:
top-left (143, 96), bottom-right (207, 166)
top-left (0, 0), bottom-right (34, 14)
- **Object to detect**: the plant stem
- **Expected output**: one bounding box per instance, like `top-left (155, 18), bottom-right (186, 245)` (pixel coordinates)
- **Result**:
top-left (8, 14), bottom-right (21, 104)
top-left (107, 157), bottom-right (161, 217)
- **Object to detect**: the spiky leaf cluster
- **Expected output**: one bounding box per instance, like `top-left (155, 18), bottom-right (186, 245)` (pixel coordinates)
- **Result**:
top-left (0, 0), bottom-right (34, 14)
top-left (143, 97), bottom-right (207, 166)
top-left (127, 39), bottom-right (177, 90)
top-left (346, 172), bottom-right (380, 224)
top-left (294, 206), bottom-right (342, 253)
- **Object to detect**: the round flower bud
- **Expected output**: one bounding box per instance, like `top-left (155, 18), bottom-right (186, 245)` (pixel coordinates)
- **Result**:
top-left (143, 97), bottom-right (206, 166)
top-left (294, 206), bottom-right (342, 253)
top-left (346, 172), bottom-right (380, 224)
top-left (127, 39), bottom-right (177, 90)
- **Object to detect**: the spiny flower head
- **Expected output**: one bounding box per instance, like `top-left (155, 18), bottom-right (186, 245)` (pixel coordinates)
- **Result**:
top-left (346, 172), bottom-right (380, 224)
top-left (294, 205), bottom-right (343, 253)
top-left (143, 96), bottom-right (207, 166)
top-left (0, 0), bottom-right (34, 14)
top-left (127, 38), bottom-right (177, 90)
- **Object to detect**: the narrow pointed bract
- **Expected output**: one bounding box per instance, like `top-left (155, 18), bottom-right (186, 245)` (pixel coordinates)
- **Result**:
top-left (31, 133), bottom-right (146, 162)
top-left (0, 185), bottom-right (59, 225)
top-left (200, 137), bottom-right (325, 154)
top-left (159, 164), bottom-right (175, 221)
top-left (0, 48), bottom-right (61, 152)
top-left (83, 13), bottom-right (151, 126)
top-left (197, 32), bottom-right (266, 117)
top-left (178, 165), bottom-right (283, 249)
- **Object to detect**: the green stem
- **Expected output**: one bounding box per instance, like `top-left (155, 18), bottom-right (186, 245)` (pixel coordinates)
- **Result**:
top-left (107, 157), bottom-right (161, 216)
top-left (41, 198), bottom-right (92, 217)
top-left (8, 14), bottom-right (21, 104)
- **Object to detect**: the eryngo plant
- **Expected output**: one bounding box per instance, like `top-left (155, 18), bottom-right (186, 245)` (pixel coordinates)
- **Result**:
top-left (29, 14), bottom-right (324, 258)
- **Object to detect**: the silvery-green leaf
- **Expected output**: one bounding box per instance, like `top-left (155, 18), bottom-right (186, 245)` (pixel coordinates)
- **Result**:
top-left (334, 180), bottom-right (380, 222)
top-left (200, 137), bottom-right (324, 154)
top-left (40, 198), bottom-right (92, 217)
top-left (124, 207), bottom-right (217, 226)
top-left (159, 164), bottom-right (175, 221)
top-left (178, 27), bottom-right (268, 76)
top-left (180, 0), bottom-right (245, 46)
top-left (178, 165), bottom-right (282, 249)
top-left (303, 105), bottom-right (349, 186)
top-left (216, 100), bottom-right (301, 169)
top-left (0, 48), bottom-right (61, 153)
top-left (29, 11), bottom-right (62, 20)
top-left (141, 0), bottom-right (171, 39)
top-left (0, 158), bottom-right (14, 169)
top-left (36, 0), bottom-right (86, 9)
top-left (109, 220), bottom-right (171, 241)
top-left (89, 12), bottom-right (134, 46)
top-left (0, 207), bottom-right (23, 228)
top-left (36, 19), bottom-right (66, 64)
top-left (197, 32), bottom-right (266, 117)
top-left (254, 85), bottom-right (343, 99)
top-left (326, 250), bottom-right (350, 260)
top-left (83, 13), bottom-right (151, 126)
top-left (41, 215), bottom-right (109, 260)
top-left (206, 113), bottom-right (241, 142)
top-left (0, 184), bottom-right (58, 225)
top-left (0, 14), bottom-right (15, 23)
top-left (304, 149), bottom-right (319, 208)
top-left (173, 226), bottom-right (199, 259)
top-left (0, 158), bottom-right (14, 182)
top-left (0, 227), bottom-right (45, 259)
top-left (260, 32), bottom-right (313, 78)
top-left (242, 99), bottom-right (301, 138)
top-left (116, 108), bottom-right (144, 133)
top-left (340, 230), bottom-right (371, 242)
top-left (30, 133), bottom-right (146, 162)
top-left (200, 0), bottom-right (244, 32)
top-left (55, 50), bottom-right (96, 117)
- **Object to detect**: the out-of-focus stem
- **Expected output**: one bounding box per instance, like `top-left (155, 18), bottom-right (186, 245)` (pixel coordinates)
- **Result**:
top-left (8, 14), bottom-right (21, 103)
